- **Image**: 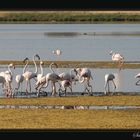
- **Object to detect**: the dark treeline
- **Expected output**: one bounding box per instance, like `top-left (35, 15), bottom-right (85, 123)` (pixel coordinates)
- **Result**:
top-left (0, 12), bottom-right (140, 23)
top-left (0, 0), bottom-right (140, 10)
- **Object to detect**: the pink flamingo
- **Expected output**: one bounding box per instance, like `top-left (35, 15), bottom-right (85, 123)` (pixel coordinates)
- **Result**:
top-left (58, 69), bottom-right (78, 96)
top-left (0, 63), bottom-right (15, 97)
top-left (35, 63), bottom-right (61, 97)
top-left (74, 68), bottom-right (93, 95)
top-left (14, 57), bottom-right (29, 96)
top-left (22, 54), bottom-right (40, 95)
top-left (104, 73), bottom-right (116, 95)
top-left (109, 50), bottom-right (124, 71)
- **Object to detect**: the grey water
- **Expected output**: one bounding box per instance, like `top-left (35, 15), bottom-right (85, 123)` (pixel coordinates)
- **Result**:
top-left (0, 66), bottom-right (140, 96)
top-left (0, 24), bottom-right (140, 61)
top-left (0, 24), bottom-right (140, 97)
top-left (0, 104), bottom-right (140, 110)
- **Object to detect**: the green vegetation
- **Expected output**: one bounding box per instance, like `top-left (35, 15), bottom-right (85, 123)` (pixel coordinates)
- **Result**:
top-left (0, 11), bottom-right (140, 23)
top-left (0, 91), bottom-right (140, 129)
top-left (0, 96), bottom-right (140, 128)
top-left (1, 95), bottom-right (140, 106)
top-left (1, 60), bottom-right (140, 69)
top-left (0, 108), bottom-right (140, 128)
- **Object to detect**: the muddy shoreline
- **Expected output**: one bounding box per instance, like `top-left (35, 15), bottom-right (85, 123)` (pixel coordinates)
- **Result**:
top-left (0, 60), bottom-right (140, 68)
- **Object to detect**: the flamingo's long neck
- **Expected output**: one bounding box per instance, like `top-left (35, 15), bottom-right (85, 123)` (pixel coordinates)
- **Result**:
top-left (8, 65), bottom-right (12, 75)
top-left (40, 62), bottom-right (43, 76)
top-left (23, 60), bottom-right (29, 74)
top-left (33, 55), bottom-right (38, 74)
top-left (76, 69), bottom-right (84, 83)
top-left (112, 53), bottom-right (116, 59)
top-left (50, 63), bottom-right (57, 73)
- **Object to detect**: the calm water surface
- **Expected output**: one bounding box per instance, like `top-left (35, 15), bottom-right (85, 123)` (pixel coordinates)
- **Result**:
top-left (0, 24), bottom-right (140, 61)
top-left (0, 67), bottom-right (140, 95)
top-left (0, 24), bottom-right (140, 95)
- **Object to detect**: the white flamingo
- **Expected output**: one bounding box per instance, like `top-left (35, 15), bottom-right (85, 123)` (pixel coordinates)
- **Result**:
top-left (15, 57), bottom-right (29, 95)
top-left (22, 54), bottom-right (40, 94)
top-left (0, 63), bottom-right (15, 97)
top-left (4, 72), bottom-right (14, 97)
top-left (37, 60), bottom-right (44, 82)
top-left (52, 49), bottom-right (62, 56)
top-left (0, 63), bottom-right (15, 77)
top-left (109, 50), bottom-right (124, 71)
top-left (58, 69), bottom-right (78, 96)
top-left (104, 73), bottom-right (116, 95)
top-left (74, 68), bottom-right (93, 95)
top-left (58, 80), bottom-right (72, 96)
top-left (0, 76), bottom-right (6, 94)
top-left (135, 73), bottom-right (140, 86)
top-left (35, 60), bottom-right (44, 94)
top-left (58, 69), bottom-right (77, 82)
top-left (35, 62), bottom-right (61, 97)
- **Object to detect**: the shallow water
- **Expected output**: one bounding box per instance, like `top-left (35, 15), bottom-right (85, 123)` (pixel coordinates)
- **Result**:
top-left (0, 104), bottom-right (140, 110)
top-left (0, 24), bottom-right (140, 61)
top-left (0, 66), bottom-right (140, 96)
top-left (0, 24), bottom-right (140, 97)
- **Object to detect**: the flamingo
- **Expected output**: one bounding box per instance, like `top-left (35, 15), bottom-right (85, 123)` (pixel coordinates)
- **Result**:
top-left (104, 73), bottom-right (116, 95)
top-left (74, 68), bottom-right (93, 95)
top-left (52, 49), bottom-right (62, 56)
top-left (58, 69), bottom-right (78, 96)
top-left (0, 63), bottom-right (15, 77)
top-left (35, 60), bottom-right (44, 94)
top-left (0, 76), bottom-right (6, 94)
top-left (0, 63), bottom-right (15, 97)
top-left (58, 69), bottom-right (77, 82)
top-left (14, 57), bottom-right (29, 95)
top-left (35, 62), bottom-right (61, 97)
top-left (22, 54), bottom-right (40, 94)
top-left (109, 50), bottom-right (124, 71)
top-left (58, 80), bottom-right (72, 96)
top-left (135, 73), bottom-right (140, 86)
top-left (36, 60), bottom-right (44, 82)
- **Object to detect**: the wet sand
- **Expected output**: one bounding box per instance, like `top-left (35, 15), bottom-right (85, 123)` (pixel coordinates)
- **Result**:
top-left (0, 94), bottom-right (140, 106)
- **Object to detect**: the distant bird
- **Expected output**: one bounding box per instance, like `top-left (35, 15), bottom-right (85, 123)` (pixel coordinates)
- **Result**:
top-left (104, 73), bottom-right (116, 95)
top-left (74, 68), bottom-right (93, 95)
top-left (109, 50), bottom-right (124, 71)
top-left (135, 73), bottom-right (140, 86)
top-left (52, 49), bottom-right (62, 56)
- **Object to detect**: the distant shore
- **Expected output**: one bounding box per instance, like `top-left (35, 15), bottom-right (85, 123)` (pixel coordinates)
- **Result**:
top-left (0, 60), bottom-right (140, 69)
top-left (0, 11), bottom-right (140, 23)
